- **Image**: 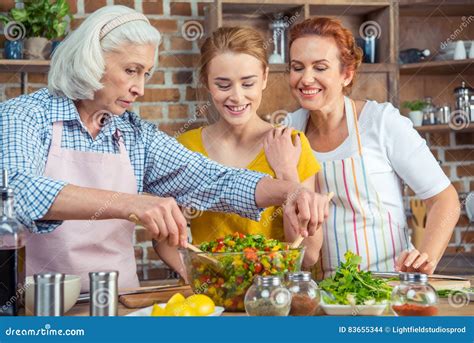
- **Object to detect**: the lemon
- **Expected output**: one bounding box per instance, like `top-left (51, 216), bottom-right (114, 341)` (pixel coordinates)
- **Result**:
top-left (150, 303), bottom-right (166, 316)
top-left (164, 302), bottom-right (196, 316)
top-left (166, 293), bottom-right (186, 310)
top-left (185, 294), bottom-right (215, 316)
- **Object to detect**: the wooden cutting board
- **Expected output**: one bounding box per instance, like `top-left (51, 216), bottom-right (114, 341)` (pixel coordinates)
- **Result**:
top-left (119, 285), bottom-right (194, 308)
top-left (389, 279), bottom-right (471, 291)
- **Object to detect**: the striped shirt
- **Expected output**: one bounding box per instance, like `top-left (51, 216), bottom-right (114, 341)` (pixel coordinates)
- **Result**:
top-left (0, 88), bottom-right (265, 233)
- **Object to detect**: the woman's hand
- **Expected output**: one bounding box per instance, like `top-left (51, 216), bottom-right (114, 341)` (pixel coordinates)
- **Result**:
top-left (395, 249), bottom-right (437, 274)
top-left (283, 187), bottom-right (330, 237)
top-left (263, 127), bottom-right (301, 181)
top-left (127, 194), bottom-right (188, 248)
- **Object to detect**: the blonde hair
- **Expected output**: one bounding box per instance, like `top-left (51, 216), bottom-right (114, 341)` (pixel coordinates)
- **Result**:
top-left (198, 26), bottom-right (268, 87)
top-left (48, 5), bottom-right (161, 100)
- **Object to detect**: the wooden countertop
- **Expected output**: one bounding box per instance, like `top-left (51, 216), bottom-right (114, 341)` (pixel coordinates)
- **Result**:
top-left (64, 277), bottom-right (474, 317)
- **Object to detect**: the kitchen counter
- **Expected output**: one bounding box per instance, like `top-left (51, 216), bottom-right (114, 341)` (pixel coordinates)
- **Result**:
top-left (65, 276), bottom-right (474, 317)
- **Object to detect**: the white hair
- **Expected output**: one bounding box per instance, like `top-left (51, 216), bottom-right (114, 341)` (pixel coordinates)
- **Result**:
top-left (48, 5), bottom-right (161, 100)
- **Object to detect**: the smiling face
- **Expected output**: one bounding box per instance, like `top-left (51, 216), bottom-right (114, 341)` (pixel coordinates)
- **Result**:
top-left (93, 43), bottom-right (156, 115)
top-left (289, 35), bottom-right (353, 112)
top-left (207, 52), bottom-right (268, 127)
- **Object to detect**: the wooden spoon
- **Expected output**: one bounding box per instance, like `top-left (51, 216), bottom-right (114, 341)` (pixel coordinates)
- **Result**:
top-left (186, 243), bottom-right (222, 272)
top-left (129, 214), bottom-right (222, 272)
top-left (290, 192), bottom-right (335, 249)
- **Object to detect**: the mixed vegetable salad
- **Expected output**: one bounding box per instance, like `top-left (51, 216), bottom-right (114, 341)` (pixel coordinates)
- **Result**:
top-left (319, 251), bottom-right (392, 305)
top-left (185, 232), bottom-right (304, 311)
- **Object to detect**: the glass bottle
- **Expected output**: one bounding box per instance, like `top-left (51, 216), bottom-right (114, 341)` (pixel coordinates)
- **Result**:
top-left (391, 272), bottom-right (438, 316)
top-left (422, 96), bottom-right (437, 125)
top-left (0, 170), bottom-right (26, 316)
top-left (285, 271), bottom-right (320, 316)
top-left (244, 276), bottom-right (291, 316)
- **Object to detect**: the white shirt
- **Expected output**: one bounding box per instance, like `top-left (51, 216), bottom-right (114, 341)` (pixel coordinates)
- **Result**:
top-left (288, 99), bottom-right (451, 228)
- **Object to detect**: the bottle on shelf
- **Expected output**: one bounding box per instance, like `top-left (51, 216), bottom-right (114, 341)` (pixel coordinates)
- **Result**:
top-left (422, 96), bottom-right (437, 125)
top-left (0, 170), bottom-right (26, 316)
top-left (399, 48), bottom-right (430, 64)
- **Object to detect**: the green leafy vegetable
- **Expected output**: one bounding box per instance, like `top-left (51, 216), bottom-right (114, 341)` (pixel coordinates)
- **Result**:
top-left (319, 251), bottom-right (392, 305)
top-left (437, 288), bottom-right (473, 298)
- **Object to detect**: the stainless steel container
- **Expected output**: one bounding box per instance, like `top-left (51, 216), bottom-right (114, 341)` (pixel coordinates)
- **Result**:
top-left (89, 271), bottom-right (118, 316)
top-left (436, 105), bottom-right (451, 124)
top-left (34, 273), bottom-right (64, 316)
top-left (454, 82), bottom-right (473, 122)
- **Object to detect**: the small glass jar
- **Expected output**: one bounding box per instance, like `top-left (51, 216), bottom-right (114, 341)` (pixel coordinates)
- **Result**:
top-left (422, 96), bottom-right (437, 125)
top-left (244, 276), bottom-right (291, 316)
top-left (391, 273), bottom-right (438, 316)
top-left (285, 272), bottom-right (320, 316)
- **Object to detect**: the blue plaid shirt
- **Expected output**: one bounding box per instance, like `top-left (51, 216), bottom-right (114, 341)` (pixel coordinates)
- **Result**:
top-left (0, 88), bottom-right (265, 233)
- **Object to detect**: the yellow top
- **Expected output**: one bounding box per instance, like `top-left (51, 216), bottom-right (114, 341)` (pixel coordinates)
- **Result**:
top-left (177, 127), bottom-right (321, 244)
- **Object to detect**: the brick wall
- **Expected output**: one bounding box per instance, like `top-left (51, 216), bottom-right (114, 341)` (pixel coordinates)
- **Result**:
top-left (422, 132), bottom-right (474, 254)
top-left (1, 1), bottom-right (472, 271)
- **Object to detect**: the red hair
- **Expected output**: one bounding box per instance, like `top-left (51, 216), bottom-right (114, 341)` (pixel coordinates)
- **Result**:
top-left (289, 17), bottom-right (363, 94)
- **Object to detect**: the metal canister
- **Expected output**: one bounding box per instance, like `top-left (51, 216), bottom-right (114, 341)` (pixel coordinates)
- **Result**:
top-left (34, 273), bottom-right (64, 316)
top-left (436, 105), bottom-right (451, 124)
top-left (89, 271), bottom-right (118, 316)
top-left (454, 82), bottom-right (473, 121)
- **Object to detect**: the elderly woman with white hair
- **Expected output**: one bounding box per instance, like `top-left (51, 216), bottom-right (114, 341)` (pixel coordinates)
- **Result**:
top-left (0, 6), bottom-right (330, 292)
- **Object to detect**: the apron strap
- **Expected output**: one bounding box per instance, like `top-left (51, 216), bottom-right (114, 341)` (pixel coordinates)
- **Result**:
top-left (345, 97), bottom-right (363, 156)
top-left (113, 129), bottom-right (127, 155)
top-left (51, 121), bottom-right (64, 148)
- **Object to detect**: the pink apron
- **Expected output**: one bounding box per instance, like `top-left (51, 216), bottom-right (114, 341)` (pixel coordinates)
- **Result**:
top-left (313, 97), bottom-right (412, 279)
top-left (26, 121), bottom-right (139, 292)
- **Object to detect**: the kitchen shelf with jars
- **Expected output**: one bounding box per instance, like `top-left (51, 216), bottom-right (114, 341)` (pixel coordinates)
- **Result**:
top-left (398, 0), bottom-right (474, 132)
top-left (204, 0), bottom-right (398, 117)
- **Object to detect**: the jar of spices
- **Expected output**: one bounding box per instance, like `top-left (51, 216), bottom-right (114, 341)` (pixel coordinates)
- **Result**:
top-left (244, 276), bottom-right (291, 316)
top-left (391, 272), bottom-right (438, 316)
top-left (285, 272), bottom-right (320, 316)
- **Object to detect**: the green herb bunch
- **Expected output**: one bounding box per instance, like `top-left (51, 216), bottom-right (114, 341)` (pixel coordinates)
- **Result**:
top-left (402, 100), bottom-right (427, 112)
top-left (319, 251), bottom-right (392, 305)
top-left (0, 0), bottom-right (73, 40)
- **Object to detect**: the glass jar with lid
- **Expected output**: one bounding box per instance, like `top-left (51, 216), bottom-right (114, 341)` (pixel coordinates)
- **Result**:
top-left (422, 96), bottom-right (437, 125)
top-left (244, 276), bottom-right (291, 316)
top-left (391, 272), bottom-right (438, 316)
top-left (284, 271), bottom-right (320, 316)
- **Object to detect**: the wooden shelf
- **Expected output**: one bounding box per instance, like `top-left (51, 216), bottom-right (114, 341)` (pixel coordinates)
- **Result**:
top-left (415, 124), bottom-right (474, 133)
top-left (399, 0), bottom-right (474, 17)
top-left (399, 59), bottom-right (474, 76)
top-left (269, 63), bottom-right (397, 73)
top-left (309, 3), bottom-right (389, 16)
top-left (0, 59), bottom-right (50, 73)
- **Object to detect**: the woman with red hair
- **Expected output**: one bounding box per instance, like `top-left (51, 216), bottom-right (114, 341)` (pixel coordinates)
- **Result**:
top-left (277, 17), bottom-right (460, 278)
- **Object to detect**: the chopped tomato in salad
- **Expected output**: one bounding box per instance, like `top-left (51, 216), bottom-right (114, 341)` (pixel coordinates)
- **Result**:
top-left (187, 232), bottom-right (303, 312)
